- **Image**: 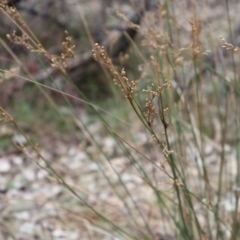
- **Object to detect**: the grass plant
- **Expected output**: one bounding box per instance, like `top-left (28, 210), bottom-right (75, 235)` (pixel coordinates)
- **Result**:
top-left (1, 0), bottom-right (240, 239)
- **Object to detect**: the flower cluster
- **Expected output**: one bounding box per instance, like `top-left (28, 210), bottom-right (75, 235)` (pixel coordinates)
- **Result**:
top-left (1, 0), bottom-right (75, 73)
top-left (142, 80), bottom-right (171, 128)
top-left (92, 43), bottom-right (138, 101)
top-left (0, 1), bottom-right (26, 27)
top-left (7, 30), bottom-right (75, 72)
top-left (220, 36), bottom-right (239, 52)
